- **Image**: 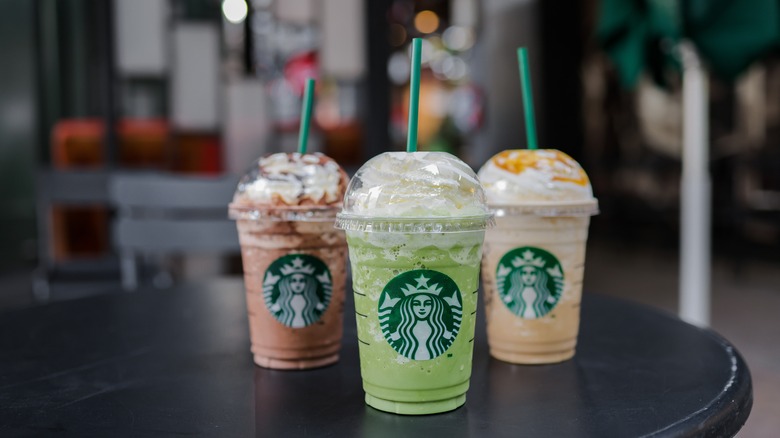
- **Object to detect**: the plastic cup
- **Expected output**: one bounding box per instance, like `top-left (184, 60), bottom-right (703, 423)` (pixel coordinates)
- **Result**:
top-left (335, 151), bottom-right (493, 415)
top-left (229, 152), bottom-right (349, 370)
top-left (477, 149), bottom-right (599, 364)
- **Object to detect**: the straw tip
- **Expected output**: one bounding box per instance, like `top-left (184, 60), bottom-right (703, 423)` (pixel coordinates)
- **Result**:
top-left (518, 47), bottom-right (529, 60)
top-left (406, 38), bottom-right (423, 153)
top-left (297, 78), bottom-right (316, 155)
top-left (411, 38), bottom-right (422, 53)
top-left (304, 78), bottom-right (316, 92)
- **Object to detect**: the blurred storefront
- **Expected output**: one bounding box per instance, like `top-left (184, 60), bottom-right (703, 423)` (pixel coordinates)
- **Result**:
top-left (0, 0), bottom-right (777, 287)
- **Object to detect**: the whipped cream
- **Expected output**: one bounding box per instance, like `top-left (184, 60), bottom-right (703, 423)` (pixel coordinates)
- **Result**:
top-left (341, 152), bottom-right (489, 218)
top-left (478, 149), bottom-right (594, 204)
top-left (235, 152), bottom-right (347, 206)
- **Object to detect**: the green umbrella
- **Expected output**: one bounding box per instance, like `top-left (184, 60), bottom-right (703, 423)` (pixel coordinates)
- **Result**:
top-left (597, 0), bottom-right (680, 87)
top-left (685, 0), bottom-right (780, 80)
top-left (597, 0), bottom-right (780, 87)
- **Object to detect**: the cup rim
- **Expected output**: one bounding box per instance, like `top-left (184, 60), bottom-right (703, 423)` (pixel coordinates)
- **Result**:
top-left (488, 199), bottom-right (599, 217)
top-left (334, 213), bottom-right (495, 233)
top-left (228, 203), bottom-right (340, 222)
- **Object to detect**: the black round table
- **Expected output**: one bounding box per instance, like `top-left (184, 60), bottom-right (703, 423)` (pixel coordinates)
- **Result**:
top-left (0, 278), bottom-right (752, 437)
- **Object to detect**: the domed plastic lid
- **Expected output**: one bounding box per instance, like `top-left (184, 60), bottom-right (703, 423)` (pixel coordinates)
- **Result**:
top-left (477, 149), bottom-right (599, 217)
top-left (335, 152), bottom-right (494, 233)
top-left (228, 152), bottom-right (349, 221)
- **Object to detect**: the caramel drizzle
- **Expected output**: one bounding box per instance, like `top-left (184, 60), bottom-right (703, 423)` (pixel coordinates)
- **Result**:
top-left (492, 150), bottom-right (589, 186)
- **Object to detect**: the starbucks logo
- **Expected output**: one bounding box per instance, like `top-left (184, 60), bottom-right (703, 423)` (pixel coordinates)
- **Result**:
top-left (378, 270), bottom-right (462, 361)
top-left (263, 254), bottom-right (332, 328)
top-left (496, 247), bottom-right (564, 319)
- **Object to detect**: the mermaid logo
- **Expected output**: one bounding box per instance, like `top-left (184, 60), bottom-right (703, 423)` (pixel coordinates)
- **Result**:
top-left (378, 270), bottom-right (462, 360)
top-left (496, 247), bottom-right (564, 319)
top-left (263, 254), bottom-right (332, 328)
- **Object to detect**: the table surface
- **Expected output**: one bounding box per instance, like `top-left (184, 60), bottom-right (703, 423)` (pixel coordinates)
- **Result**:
top-left (0, 278), bottom-right (752, 437)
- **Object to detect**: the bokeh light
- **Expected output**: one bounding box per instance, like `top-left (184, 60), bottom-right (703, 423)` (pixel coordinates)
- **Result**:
top-left (389, 23), bottom-right (407, 47)
top-left (222, 0), bottom-right (248, 24)
top-left (388, 52), bottom-right (410, 84)
top-left (414, 10), bottom-right (439, 34)
top-left (443, 26), bottom-right (475, 52)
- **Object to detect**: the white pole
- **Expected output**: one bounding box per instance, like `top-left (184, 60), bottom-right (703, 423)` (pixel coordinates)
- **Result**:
top-left (679, 41), bottom-right (711, 327)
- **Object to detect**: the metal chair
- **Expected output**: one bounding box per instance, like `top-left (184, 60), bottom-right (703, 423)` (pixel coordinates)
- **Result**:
top-left (109, 172), bottom-right (240, 290)
top-left (34, 169), bottom-right (114, 302)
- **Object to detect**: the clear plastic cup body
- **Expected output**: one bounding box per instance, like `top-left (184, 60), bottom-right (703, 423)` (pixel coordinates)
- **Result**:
top-left (346, 229), bottom-right (484, 414)
top-left (482, 215), bottom-right (590, 364)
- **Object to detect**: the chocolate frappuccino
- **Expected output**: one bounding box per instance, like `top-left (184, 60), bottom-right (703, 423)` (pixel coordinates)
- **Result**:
top-left (229, 152), bottom-right (349, 369)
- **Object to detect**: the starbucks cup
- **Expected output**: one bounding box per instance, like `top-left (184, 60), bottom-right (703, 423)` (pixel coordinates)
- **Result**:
top-left (229, 152), bottom-right (349, 370)
top-left (335, 152), bottom-right (493, 415)
top-left (477, 149), bottom-right (598, 365)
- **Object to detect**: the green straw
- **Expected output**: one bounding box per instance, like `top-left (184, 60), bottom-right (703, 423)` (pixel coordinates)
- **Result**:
top-left (517, 47), bottom-right (538, 150)
top-left (406, 38), bottom-right (422, 153)
top-left (297, 78), bottom-right (316, 154)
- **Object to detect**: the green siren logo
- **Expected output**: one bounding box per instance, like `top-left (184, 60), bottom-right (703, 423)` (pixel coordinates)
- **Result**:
top-left (496, 247), bottom-right (564, 319)
top-left (263, 254), bottom-right (332, 328)
top-left (378, 270), bottom-right (462, 360)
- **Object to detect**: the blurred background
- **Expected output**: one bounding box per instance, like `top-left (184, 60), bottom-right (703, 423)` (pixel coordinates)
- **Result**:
top-left (0, 0), bottom-right (778, 435)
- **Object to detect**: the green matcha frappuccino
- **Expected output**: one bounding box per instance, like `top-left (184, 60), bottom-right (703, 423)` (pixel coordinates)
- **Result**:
top-left (336, 151), bottom-right (493, 415)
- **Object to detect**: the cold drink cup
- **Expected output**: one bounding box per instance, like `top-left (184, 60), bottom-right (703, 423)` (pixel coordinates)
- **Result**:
top-left (478, 150), bottom-right (598, 364)
top-left (336, 152), bottom-right (493, 415)
top-left (229, 152), bottom-right (349, 370)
